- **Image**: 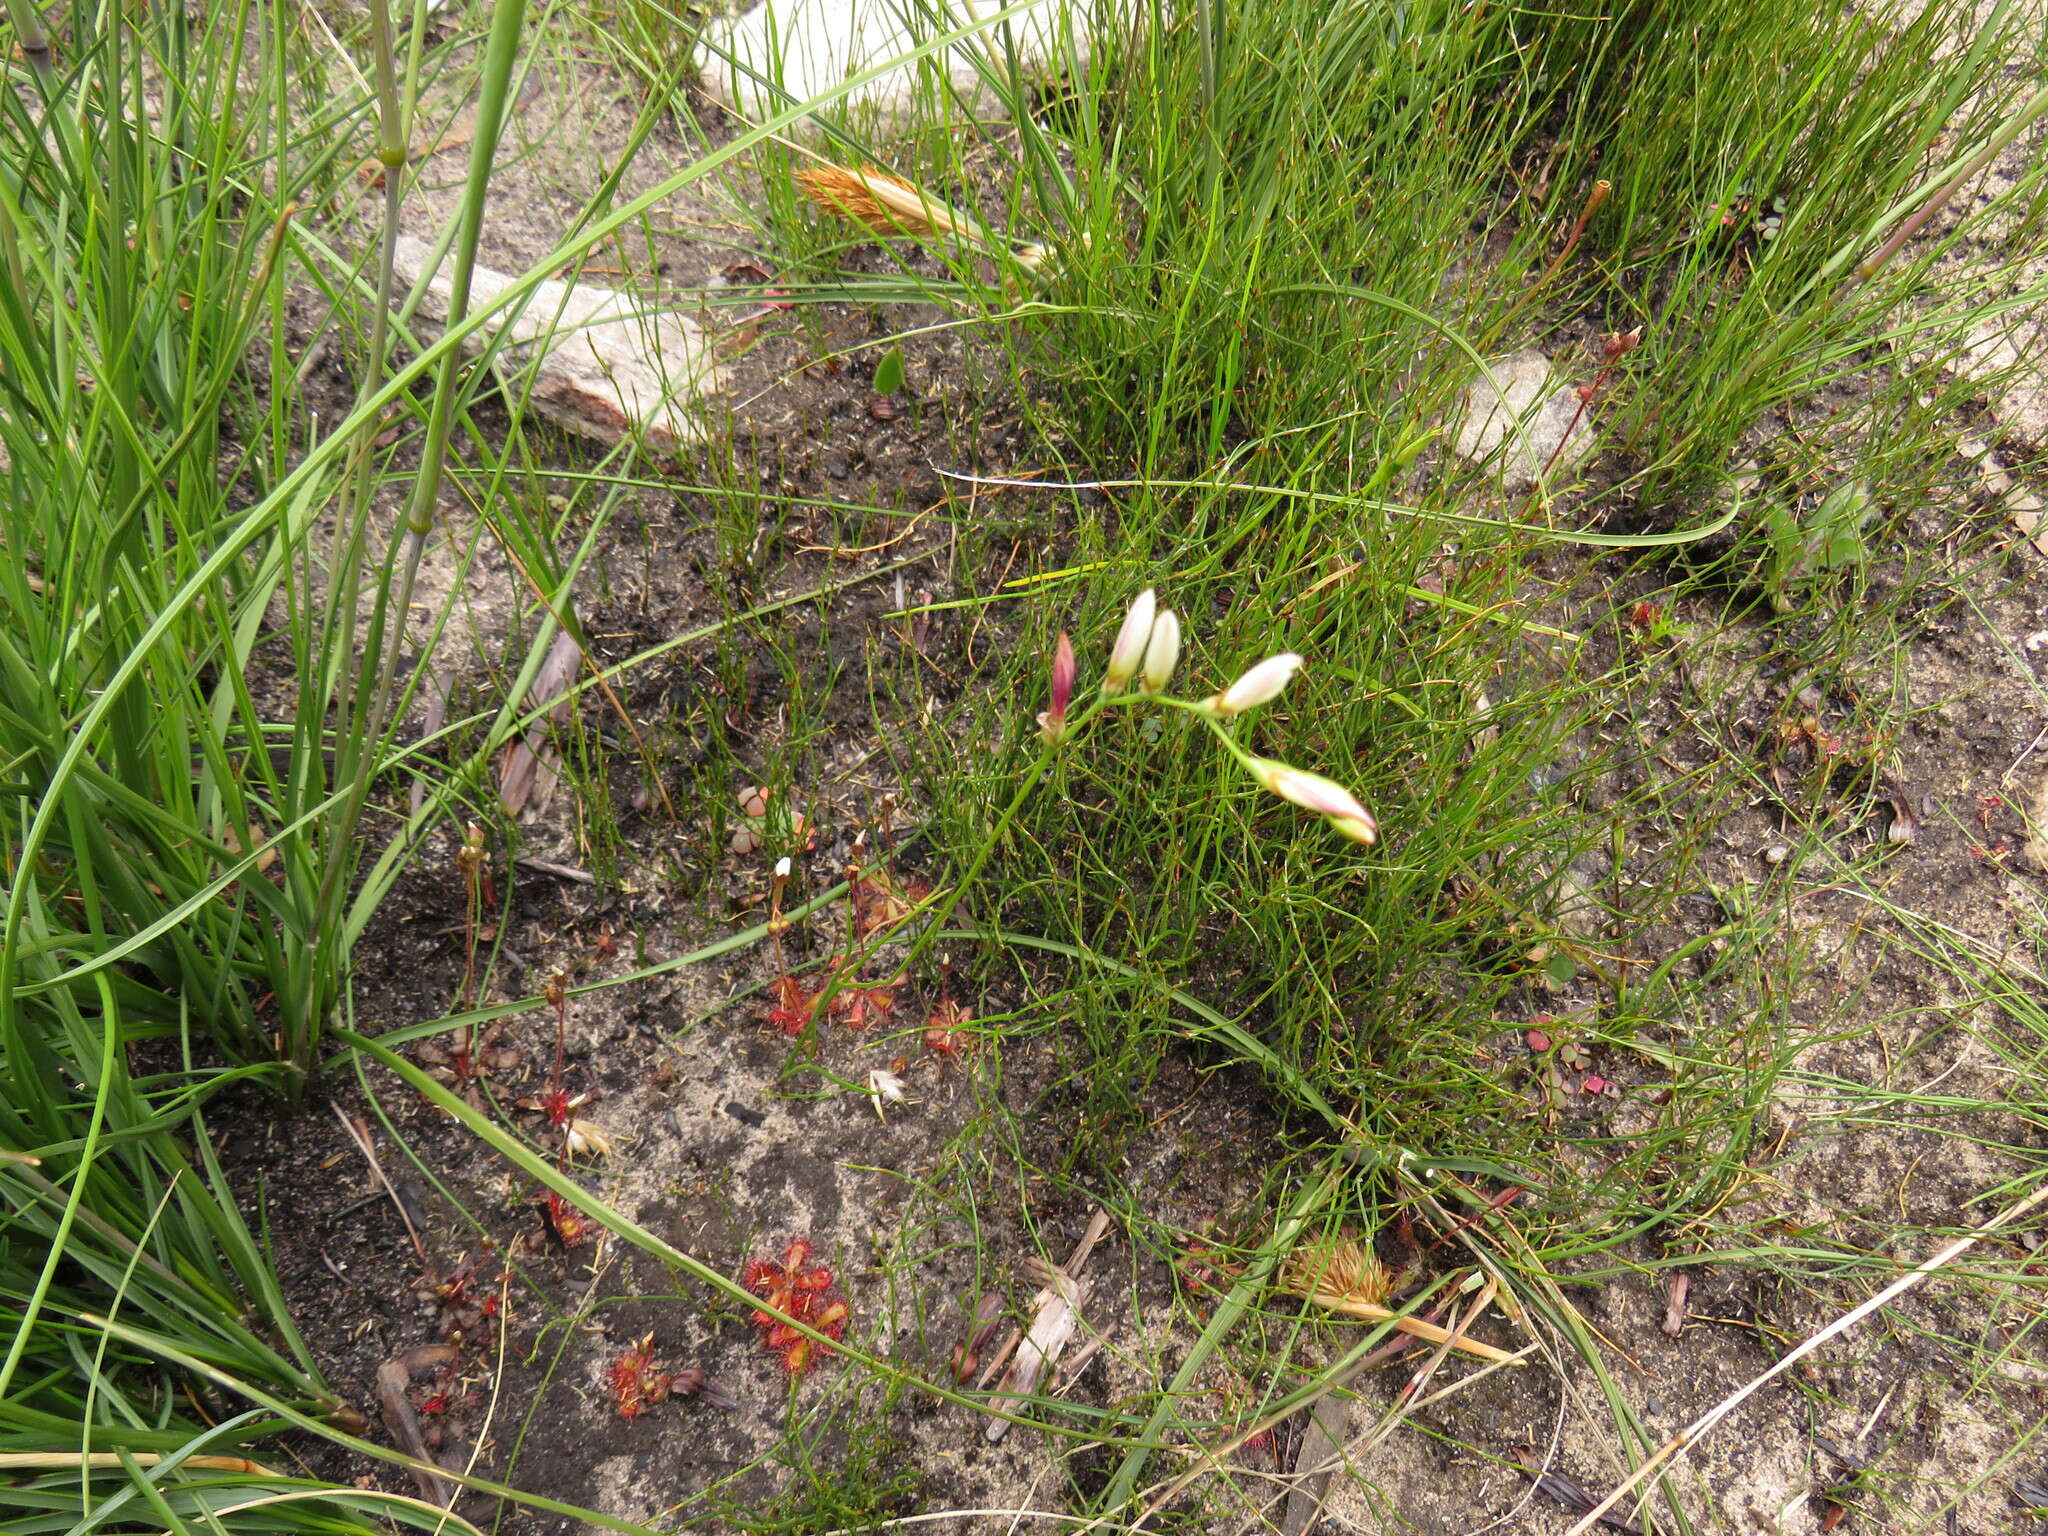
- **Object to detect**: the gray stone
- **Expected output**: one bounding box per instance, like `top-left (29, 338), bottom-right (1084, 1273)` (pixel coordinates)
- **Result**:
top-left (697, 0), bottom-right (1100, 130)
top-left (392, 235), bottom-right (722, 451)
top-left (1453, 347), bottom-right (1596, 492)
top-left (1963, 314), bottom-right (2048, 443)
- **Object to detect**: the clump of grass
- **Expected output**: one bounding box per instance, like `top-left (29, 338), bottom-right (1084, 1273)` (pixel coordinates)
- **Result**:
top-left (0, 979), bottom-right (407, 1532)
top-left (737, 0), bottom-right (2048, 1178)
top-left (0, 0), bottom-right (548, 1091)
top-left (702, 0), bottom-right (2048, 1520)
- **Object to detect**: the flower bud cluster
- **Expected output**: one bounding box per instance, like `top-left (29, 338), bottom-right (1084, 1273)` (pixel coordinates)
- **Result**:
top-left (1036, 589), bottom-right (1379, 846)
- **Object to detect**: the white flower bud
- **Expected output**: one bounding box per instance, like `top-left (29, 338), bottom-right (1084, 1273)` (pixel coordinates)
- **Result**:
top-left (1248, 758), bottom-right (1379, 845)
top-left (1139, 609), bottom-right (1180, 695)
top-left (1103, 589), bottom-right (1157, 693)
top-left (1209, 653), bottom-right (1303, 717)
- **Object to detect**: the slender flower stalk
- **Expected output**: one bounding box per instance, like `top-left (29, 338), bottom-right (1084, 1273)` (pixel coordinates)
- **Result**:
top-left (868, 589), bottom-right (1378, 1019)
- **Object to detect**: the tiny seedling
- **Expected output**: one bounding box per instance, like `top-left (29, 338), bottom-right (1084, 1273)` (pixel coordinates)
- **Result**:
top-left (873, 346), bottom-right (906, 396)
top-left (1763, 477), bottom-right (1877, 610)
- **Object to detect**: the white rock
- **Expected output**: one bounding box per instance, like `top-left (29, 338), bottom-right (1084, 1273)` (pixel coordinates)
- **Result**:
top-left (1959, 432), bottom-right (2048, 556)
top-left (1962, 313), bottom-right (2048, 443)
top-left (392, 235), bottom-right (721, 452)
top-left (697, 0), bottom-right (1101, 130)
top-left (1452, 347), bottom-right (1596, 492)
top-left (2007, 486), bottom-right (2048, 554)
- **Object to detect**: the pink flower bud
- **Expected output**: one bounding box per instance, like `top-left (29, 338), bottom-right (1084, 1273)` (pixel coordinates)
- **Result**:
top-left (1209, 653), bottom-right (1303, 717)
top-left (1103, 589), bottom-right (1156, 693)
top-left (1139, 609), bottom-right (1179, 695)
top-left (1037, 631), bottom-right (1076, 745)
top-left (1249, 758), bottom-right (1380, 845)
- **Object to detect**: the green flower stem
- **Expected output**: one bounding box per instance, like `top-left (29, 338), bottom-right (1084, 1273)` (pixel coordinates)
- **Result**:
top-left (821, 686), bottom-right (1258, 1017)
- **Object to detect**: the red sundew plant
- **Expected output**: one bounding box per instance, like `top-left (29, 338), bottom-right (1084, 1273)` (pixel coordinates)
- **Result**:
top-left (606, 1332), bottom-right (672, 1419)
top-left (742, 1238), bottom-right (849, 1375)
top-left (545, 1192), bottom-right (595, 1248)
top-left (412, 1382), bottom-right (482, 1417)
top-left (418, 1255), bottom-right (505, 1341)
top-left (763, 973), bottom-right (820, 1036)
top-left (605, 1336), bottom-right (737, 1419)
top-left (408, 1355), bottom-right (482, 1429)
top-left (761, 968), bottom-right (898, 1036)
top-left (850, 864), bottom-right (925, 940)
top-left (827, 971), bottom-right (897, 1031)
top-left (922, 998), bottom-right (973, 1059)
top-left (515, 1085), bottom-right (594, 1129)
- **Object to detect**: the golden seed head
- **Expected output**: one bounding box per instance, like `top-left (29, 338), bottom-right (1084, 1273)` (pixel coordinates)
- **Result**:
top-left (792, 163), bottom-right (971, 242)
top-left (1278, 1236), bottom-right (1388, 1306)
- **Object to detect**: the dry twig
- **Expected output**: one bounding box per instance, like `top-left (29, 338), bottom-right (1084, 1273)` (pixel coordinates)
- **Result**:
top-left (332, 1105), bottom-right (427, 1263)
top-left (982, 1208), bottom-right (1111, 1443)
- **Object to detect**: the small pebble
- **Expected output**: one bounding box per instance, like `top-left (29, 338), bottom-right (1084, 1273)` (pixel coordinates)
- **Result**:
top-left (1764, 844), bottom-right (1789, 865)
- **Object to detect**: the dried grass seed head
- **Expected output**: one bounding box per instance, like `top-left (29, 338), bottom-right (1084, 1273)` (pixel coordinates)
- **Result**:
top-left (1278, 1235), bottom-right (1389, 1305)
top-left (792, 163), bottom-right (964, 241)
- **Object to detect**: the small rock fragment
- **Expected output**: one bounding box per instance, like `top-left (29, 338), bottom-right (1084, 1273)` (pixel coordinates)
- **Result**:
top-left (1453, 348), bottom-right (1596, 491)
top-left (1961, 433), bottom-right (2048, 555)
top-left (1961, 316), bottom-right (2048, 442)
top-left (392, 235), bottom-right (721, 451)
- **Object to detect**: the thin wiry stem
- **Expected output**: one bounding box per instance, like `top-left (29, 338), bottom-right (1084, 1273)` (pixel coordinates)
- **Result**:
top-left (300, 0), bottom-right (532, 1081)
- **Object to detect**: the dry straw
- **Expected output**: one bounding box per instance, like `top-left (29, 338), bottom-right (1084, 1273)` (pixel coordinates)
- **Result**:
top-left (1558, 1179), bottom-right (2048, 1536)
